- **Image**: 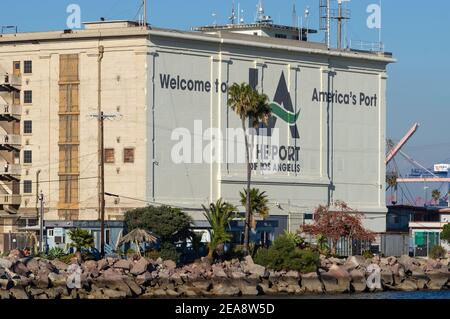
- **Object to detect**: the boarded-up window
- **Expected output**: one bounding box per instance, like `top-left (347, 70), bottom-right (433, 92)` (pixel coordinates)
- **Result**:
top-left (104, 148), bottom-right (115, 164)
top-left (59, 145), bottom-right (79, 174)
top-left (13, 61), bottom-right (20, 76)
top-left (12, 91), bottom-right (20, 105)
top-left (59, 54), bottom-right (79, 83)
top-left (59, 176), bottom-right (79, 205)
top-left (124, 148), bottom-right (135, 163)
top-left (59, 84), bottom-right (79, 113)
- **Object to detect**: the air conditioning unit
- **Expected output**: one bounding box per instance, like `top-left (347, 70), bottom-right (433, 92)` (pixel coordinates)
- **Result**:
top-left (114, 198), bottom-right (120, 205)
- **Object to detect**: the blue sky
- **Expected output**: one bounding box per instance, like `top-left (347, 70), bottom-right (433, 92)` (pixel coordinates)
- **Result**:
top-left (1, 1), bottom-right (449, 182)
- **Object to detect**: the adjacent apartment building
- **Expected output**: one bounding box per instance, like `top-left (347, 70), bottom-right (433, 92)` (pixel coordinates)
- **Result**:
top-left (0, 20), bottom-right (394, 253)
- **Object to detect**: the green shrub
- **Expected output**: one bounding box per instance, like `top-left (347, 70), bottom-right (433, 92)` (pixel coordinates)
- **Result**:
top-left (430, 245), bottom-right (447, 260)
top-left (144, 250), bottom-right (161, 260)
top-left (59, 253), bottom-right (75, 264)
top-left (160, 242), bottom-right (180, 263)
top-left (254, 234), bottom-right (320, 273)
top-left (362, 250), bottom-right (374, 259)
top-left (47, 247), bottom-right (65, 260)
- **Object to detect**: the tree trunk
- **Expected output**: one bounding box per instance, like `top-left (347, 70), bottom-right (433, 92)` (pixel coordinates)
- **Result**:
top-left (242, 118), bottom-right (251, 256)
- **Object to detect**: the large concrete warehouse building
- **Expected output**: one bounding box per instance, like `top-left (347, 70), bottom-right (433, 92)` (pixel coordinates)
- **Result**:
top-left (0, 19), bottom-right (394, 253)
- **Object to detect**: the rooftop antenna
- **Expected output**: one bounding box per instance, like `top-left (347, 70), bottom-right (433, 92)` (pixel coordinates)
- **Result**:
top-left (238, 3), bottom-right (244, 24)
top-left (256, 0), bottom-right (264, 23)
top-left (229, 1), bottom-right (237, 25)
top-left (143, 0), bottom-right (147, 26)
top-left (319, 0), bottom-right (331, 48)
top-left (304, 6), bottom-right (310, 40)
top-left (292, 2), bottom-right (297, 27)
top-left (332, 0), bottom-right (351, 49)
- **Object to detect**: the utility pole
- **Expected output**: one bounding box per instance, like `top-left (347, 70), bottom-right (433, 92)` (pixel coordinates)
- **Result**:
top-left (337, 0), bottom-right (342, 49)
top-left (97, 45), bottom-right (105, 257)
top-left (39, 192), bottom-right (44, 253)
top-left (143, 0), bottom-right (148, 26)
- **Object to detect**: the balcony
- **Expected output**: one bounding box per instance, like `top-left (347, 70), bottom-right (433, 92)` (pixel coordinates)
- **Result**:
top-left (0, 164), bottom-right (21, 181)
top-left (0, 100), bottom-right (21, 122)
top-left (0, 74), bottom-right (21, 92)
top-left (0, 134), bottom-right (21, 151)
top-left (0, 194), bottom-right (21, 205)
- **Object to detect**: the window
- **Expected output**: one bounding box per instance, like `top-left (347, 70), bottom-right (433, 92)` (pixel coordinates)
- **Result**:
top-left (23, 180), bottom-right (32, 194)
top-left (24, 120), bottom-right (32, 134)
top-left (104, 148), bottom-right (115, 164)
top-left (24, 90), bottom-right (32, 104)
top-left (24, 61), bottom-right (32, 74)
top-left (13, 91), bottom-right (20, 105)
top-left (24, 150), bottom-right (32, 164)
top-left (105, 229), bottom-right (110, 245)
top-left (47, 229), bottom-right (54, 237)
top-left (13, 61), bottom-right (20, 76)
top-left (275, 34), bottom-right (287, 39)
top-left (124, 148), bottom-right (135, 163)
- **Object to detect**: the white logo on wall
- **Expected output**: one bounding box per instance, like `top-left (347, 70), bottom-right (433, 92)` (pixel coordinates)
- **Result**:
top-left (366, 4), bottom-right (381, 29)
top-left (66, 4), bottom-right (82, 29)
top-left (66, 264), bottom-right (82, 289)
top-left (366, 264), bottom-right (382, 290)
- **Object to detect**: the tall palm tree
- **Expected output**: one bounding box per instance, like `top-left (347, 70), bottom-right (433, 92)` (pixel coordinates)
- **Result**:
top-left (228, 83), bottom-right (271, 255)
top-left (202, 199), bottom-right (237, 258)
top-left (240, 188), bottom-right (269, 230)
top-left (431, 189), bottom-right (441, 206)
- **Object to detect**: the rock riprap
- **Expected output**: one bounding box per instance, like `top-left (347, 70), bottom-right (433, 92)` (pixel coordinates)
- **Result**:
top-left (0, 252), bottom-right (449, 299)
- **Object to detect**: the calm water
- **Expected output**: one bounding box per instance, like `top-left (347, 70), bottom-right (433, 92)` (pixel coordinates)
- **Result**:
top-left (285, 290), bottom-right (450, 299)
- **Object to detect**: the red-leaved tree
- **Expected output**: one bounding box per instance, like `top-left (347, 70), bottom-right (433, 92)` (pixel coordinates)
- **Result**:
top-left (301, 201), bottom-right (375, 255)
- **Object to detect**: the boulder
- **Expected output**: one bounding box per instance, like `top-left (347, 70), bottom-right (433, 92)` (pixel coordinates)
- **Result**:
top-left (345, 256), bottom-right (367, 271)
top-left (398, 255), bottom-right (417, 272)
top-left (10, 287), bottom-right (28, 299)
top-left (396, 278), bottom-right (418, 291)
top-left (23, 259), bottom-right (38, 275)
top-left (321, 265), bottom-right (351, 293)
top-left (427, 270), bottom-right (449, 290)
top-left (8, 249), bottom-right (24, 259)
top-left (411, 269), bottom-right (429, 289)
top-left (210, 283), bottom-right (240, 296)
top-left (136, 271), bottom-right (153, 286)
top-left (380, 266), bottom-right (394, 286)
top-left (0, 278), bottom-right (13, 290)
top-left (230, 271), bottom-right (246, 280)
top-left (50, 260), bottom-right (68, 272)
top-left (48, 272), bottom-right (67, 287)
top-left (12, 262), bottom-right (30, 277)
top-left (424, 259), bottom-right (442, 273)
top-left (130, 258), bottom-right (149, 276)
top-left (0, 289), bottom-right (10, 299)
top-left (301, 272), bottom-right (323, 293)
top-left (387, 256), bottom-right (398, 266)
top-left (124, 277), bottom-right (143, 296)
top-left (28, 287), bottom-right (45, 296)
top-left (0, 258), bottom-right (13, 270)
top-left (243, 260), bottom-right (266, 277)
top-left (349, 269), bottom-right (367, 293)
top-left (113, 259), bottom-right (132, 270)
top-left (102, 288), bottom-right (127, 299)
top-left (163, 260), bottom-right (177, 271)
top-left (97, 258), bottom-right (109, 271)
top-left (34, 269), bottom-right (50, 289)
top-left (212, 266), bottom-right (227, 278)
top-left (237, 280), bottom-right (259, 296)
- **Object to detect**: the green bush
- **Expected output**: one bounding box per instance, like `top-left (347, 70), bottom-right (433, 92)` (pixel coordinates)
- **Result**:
top-left (59, 253), bottom-right (75, 264)
top-left (430, 245), bottom-right (447, 260)
top-left (160, 242), bottom-right (180, 263)
top-left (144, 250), bottom-right (161, 260)
top-left (362, 250), bottom-right (374, 259)
top-left (254, 234), bottom-right (320, 273)
top-left (47, 247), bottom-right (65, 260)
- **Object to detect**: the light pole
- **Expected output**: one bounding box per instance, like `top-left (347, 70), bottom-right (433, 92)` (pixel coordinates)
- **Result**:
top-left (423, 186), bottom-right (429, 207)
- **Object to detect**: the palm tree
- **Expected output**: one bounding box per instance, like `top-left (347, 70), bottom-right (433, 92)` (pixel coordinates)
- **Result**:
top-left (240, 188), bottom-right (269, 230)
top-left (431, 189), bottom-right (441, 206)
top-left (228, 83), bottom-right (271, 255)
top-left (202, 199), bottom-right (236, 258)
top-left (118, 228), bottom-right (157, 257)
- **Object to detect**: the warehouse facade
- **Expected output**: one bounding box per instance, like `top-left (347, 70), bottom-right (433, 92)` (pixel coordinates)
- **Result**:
top-left (0, 20), bottom-right (394, 252)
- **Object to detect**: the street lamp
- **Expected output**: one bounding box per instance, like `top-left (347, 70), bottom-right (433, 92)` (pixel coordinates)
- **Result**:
top-left (423, 186), bottom-right (429, 207)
